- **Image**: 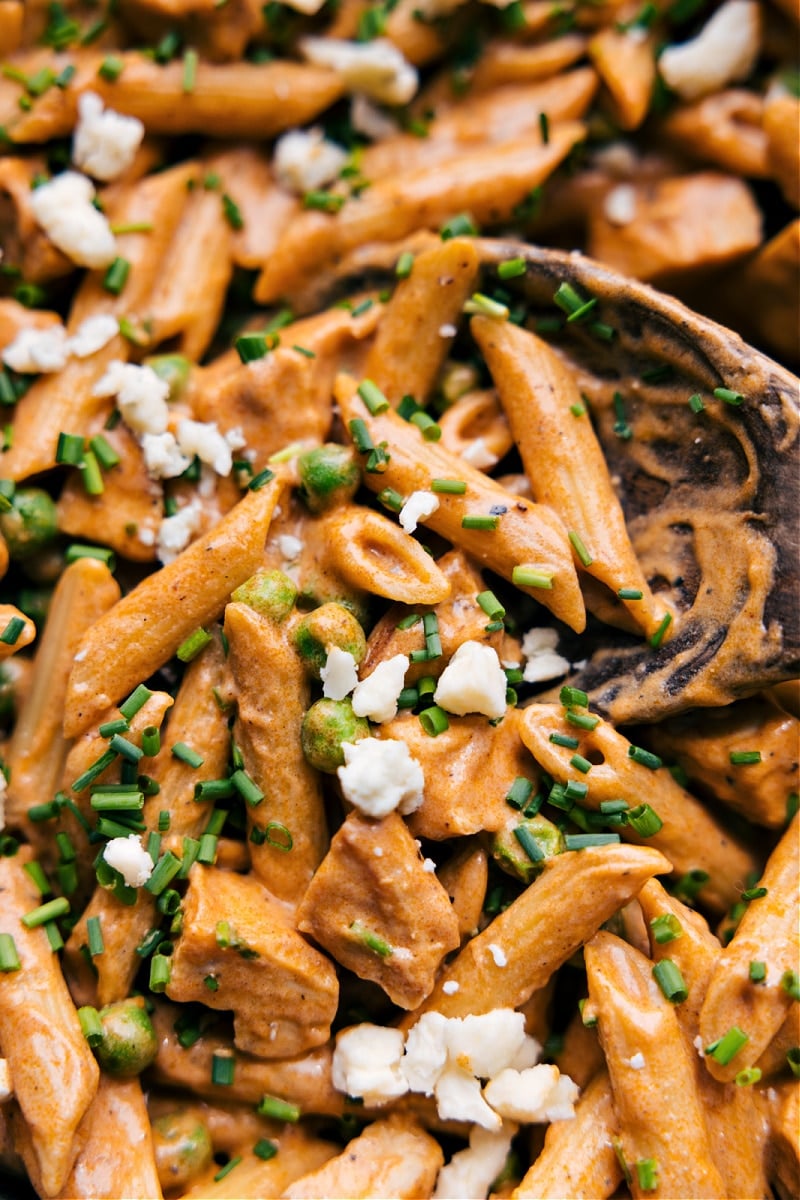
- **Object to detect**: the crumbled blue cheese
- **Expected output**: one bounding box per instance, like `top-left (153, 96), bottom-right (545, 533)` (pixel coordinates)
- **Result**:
top-left (92, 361), bottom-right (170, 435)
top-left (68, 313), bottom-right (119, 357)
top-left (629, 1052), bottom-right (646, 1070)
top-left (603, 183), bottom-right (637, 227)
top-left (72, 91), bottom-right (145, 182)
top-left (399, 490), bottom-right (439, 535)
top-left (483, 1065), bottom-right (580, 1123)
top-left (434, 641), bottom-right (507, 720)
top-left (658, 0), bottom-right (760, 100)
top-left (521, 627), bottom-right (570, 684)
top-left (102, 834), bottom-right (153, 888)
top-left (175, 418), bottom-right (234, 476)
top-left (488, 943), bottom-right (507, 968)
top-left (2, 325), bottom-right (69, 374)
top-left (157, 500), bottom-right (203, 564)
top-left (460, 437), bottom-right (498, 471)
top-left (29, 171), bottom-right (117, 269)
top-left (337, 737), bottom-right (424, 818)
top-left (433, 1124), bottom-right (517, 1200)
top-left (331, 1024), bottom-right (408, 1105)
top-left (351, 653), bottom-right (409, 723)
top-left (140, 432), bottom-right (191, 480)
top-left (277, 534), bottom-right (304, 563)
top-left (320, 646), bottom-right (359, 701)
top-left (273, 127), bottom-right (348, 195)
top-left (300, 37), bottom-right (418, 106)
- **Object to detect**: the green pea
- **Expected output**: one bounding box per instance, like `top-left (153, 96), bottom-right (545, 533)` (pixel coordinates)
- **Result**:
top-left (0, 487), bottom-right (57, 560)
top-left (298, 444), bottom-right (360, 513)
top-left (152, 1110), bottom-right (213, 1191)
top-left (293, 603), bottom-right (366, 680)
top-left (94, 997), bottom-right (158, 1077)
top-left (301, 698), bottom-right (369, 773)
top-left (232, 569), bottom-right (297, 622)
top-left (491, 814), bottom-right (565, 884)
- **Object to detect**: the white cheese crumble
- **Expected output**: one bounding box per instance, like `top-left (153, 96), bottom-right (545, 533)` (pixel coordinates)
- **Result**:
top-left (140, 432), bottom-right (191, 480)
top-left (434, 1124), bottom-right (516, 1200)
top-left (29, 171), bottom-right (117, 269)
top-left (277, 534), bottom-right (304, 562)
top-left (460, 436), bottom-right (498, 471)
top-left (520, 627), bottom-right (571, 684)
top-left (2, 325), bottom-right (69, 374)
top-left (337, 737), bottom-right (424, 818)
top-left (331, 1024), bottom-right (408, 1105)
top-left (72, 91), bottom-right (145, 182)
top-left (658, 0), bottom-right (760, 101)
top-left (351, 653), bottom-right (409, 723)
top-left (320, 646), bottom-right (359, 701)
top-left (350, 93), bottom-right (400, 141)
top-left (68, 313), bottom-right (119, 357)
top-left (93, 361), bottom-right (170, 435)
top-left (488, 943), bottom-right (507, 968)
top-left (434, 640), bottom-right (507, 720)
top-left (103, 834), bottom-right (153, 887)
top-left (423, 857), bottom-right (436, 873)
top-left (157, 500), bottom-right (203, 565)
top-left (399, 490), bottom-right (440, 535)
top-left (442, 980), bottom-right (460, 994)
top-left (273, 127), bottom-right (348, 195)
top-left (439, 323), bottom-right (457, 338)
top-left (483, 1064), bottom-right (580, 1123)
top-left (300, 37), bottom-right (418, 106)
top-left (603, 183), bottom-right (637, 227)
top-left (176, 418), bottom-right (233, 476)
top-left (629, 1052), bottom-right (646, 1069)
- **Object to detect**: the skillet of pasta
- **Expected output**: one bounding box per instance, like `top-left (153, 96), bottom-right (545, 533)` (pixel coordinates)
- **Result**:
top-left (0, 1), bottom-right (797, 1197)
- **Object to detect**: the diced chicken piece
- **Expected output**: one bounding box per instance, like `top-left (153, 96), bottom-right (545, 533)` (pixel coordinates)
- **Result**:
top-left (167, 867), bottom-right (338, 1059)
top-left (283, 1114), bottom-right (443, 1199)
top-left (588, 171), bottom-right (762, 283)
top-left (297, 811), bottom-right (460, 1009)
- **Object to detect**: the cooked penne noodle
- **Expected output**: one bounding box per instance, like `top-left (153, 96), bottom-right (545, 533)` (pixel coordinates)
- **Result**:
top-left (178, 1125), bottom-right (338, 1199)
top-left (588, 27), bottom-right (655, 131)
top-left (63, 474), bottom-right (285, 736)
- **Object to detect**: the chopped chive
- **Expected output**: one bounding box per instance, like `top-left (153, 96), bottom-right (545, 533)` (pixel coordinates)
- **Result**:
top-left (248, 467), bottom-right (274, 491)
top-left (378, 487), bottom-right (403, 512)
top-left (714, 386), bottom-right (744, 406)
top-left (211, 1051), bottom-right (236, 1086)
top-left (649, 612), bottom-right (672, 649)
top-left (56, 432), bottom-right (85, 465)
top-left (564, 833), bottom-right (620, 850)
top-left (86, 915), bottom-right (104, 956)
top-left (221, 193), bottom-right (244, 230)
top-left (89, 435), bottom-right (120, 470)
top-left (357, 379), bottom-right (389, 415)
top-left (292, 344), bottom-right (315, 358)
top-left (612, 391), bottom-right (633, 440)
top-left (350, 920), bottom-right (393, 957)
top-left (628, 745), bottom-right (662, 770)
top-left (140, 726), bottom-right (160, 757)
top-left (626, 803), bottom-right (663, 837)
top-left (396, 612), bottom-right (421, 630)
top-left (549, 732), bottom-right (579, 749)
top-left (462, 514), bottom-right (499, 531)
top-left (197, 833), bottom-right (218, 865)
top-left (635, 1159), bottom-right (659, 1192)
top-left (253, 1138), bottom-right (278, 1161)
top-left (348, 418), bottom-right (373, 454)
top-left (409, 410), bottom-right (441, 440)
top-left (213, 1157), bottom-right (242, 1183)
top-left (512, 566), bottom-right (554, 589)
top-left (566, 711), bottom-right (599, 731)
top-left (99, 717), bottom-right (129, 738)
top-left (589, 321), bottom-right (616, 341)
top-left (98, 55), bottom-right (124, 82)
top-left (650, 913), bottom-right (682, 944)
top-left (182, 47), bottom-right (198, 92)
top-left (79, 448), bottom-right (104, 496)
top-left (0, 616), bottom-right (25, 645)
top-left (431, 478), bottom-right (467, 494)
top-left (109, 734), bottom-right (143, 763)
top-left (735, 1066), bottom-right (761, 1087)
top-left (742, 886), bottom-right (767, 901)
top-left (506, 777), bottom-right (534, 809)
top-left (90, 791), bottom-right (143, 812)
top-left (44, 921), bottom-right (64, 951)
top-left (569, 753), bottom-right (591, 774)
top-left (397, 686), bottom-right (418, 709)
top-left (0, 932), bottom-right (20, 972)
top-left (157, 888), bottom-right (180, 916)
top-left (498, 257), bottom-right (526, 280)
top-left (652, 959), bottom-right (688, 1003)
top-left (729, 750), bottom-right (762, 765)
top-left (440, 213), bottom-right (478, 240)
top-left (553, 281), bottom-right (586, 316)
top-left (618, 587), bottom-right (644, 601)
top-left (78, 1005), bottom-right (103, 1044)
top-left (21, 897), bottom-right (69, 928)
top-left (235, 333), bottom-right (269, 364)
top-left (55, 64), bottom-right (77, 88)
top-left (171, 742), bottom-right (204, 769)
top-left (514, 824), bottom-right (545, 863)
top-left (568, 530), bottom-right (593, 567)
top-left (256, 1094), bottom-right (301, 1122)
top-left (64, 543), bottom-right (116, 569)
top-left (781, 971), bottom-right (800, 1001)
top-left (563, 780), bottom-right (588, 802)
top-left (397, 394), bottom-right (419, 421)
top-left (72, 748), bottom-right (117, 792)
top-left (109, 221), bottom-right (154, 235)
top-left (230, 768), bottom-right (263, 806)
top-left (303, 189), bottom-right (345, 213)
top-left (265, 822), bottom-right (293, 852)
top-left (787, 1048), bottom-right (800, 1078)
top-left (149, 952), bottom-right (171, 993)
top-left (559, 686), bottom-right (587, 708)
top-left (56, 832), bottom-right (76, 863)
top-left (748, 961), bottom-right (766, 983)
top-left (119, 684), bottom-right (153, 721)
top-left (144, 851), bottom-right (181, 895)
top-left (102, 256), bottom-right (130, 296)
top-left (396, 251), bottom-right (414, 278)
top-left (688, 393), bottom-right (705, 414)
top-left (706, 1026), bottom-right (749, 1065)
top-left (419, 706), bottom-right (449, 736)
top-left (476, 590), bottom-right (505, 620)
top-left (463, 292), bottom-right (509, 320)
